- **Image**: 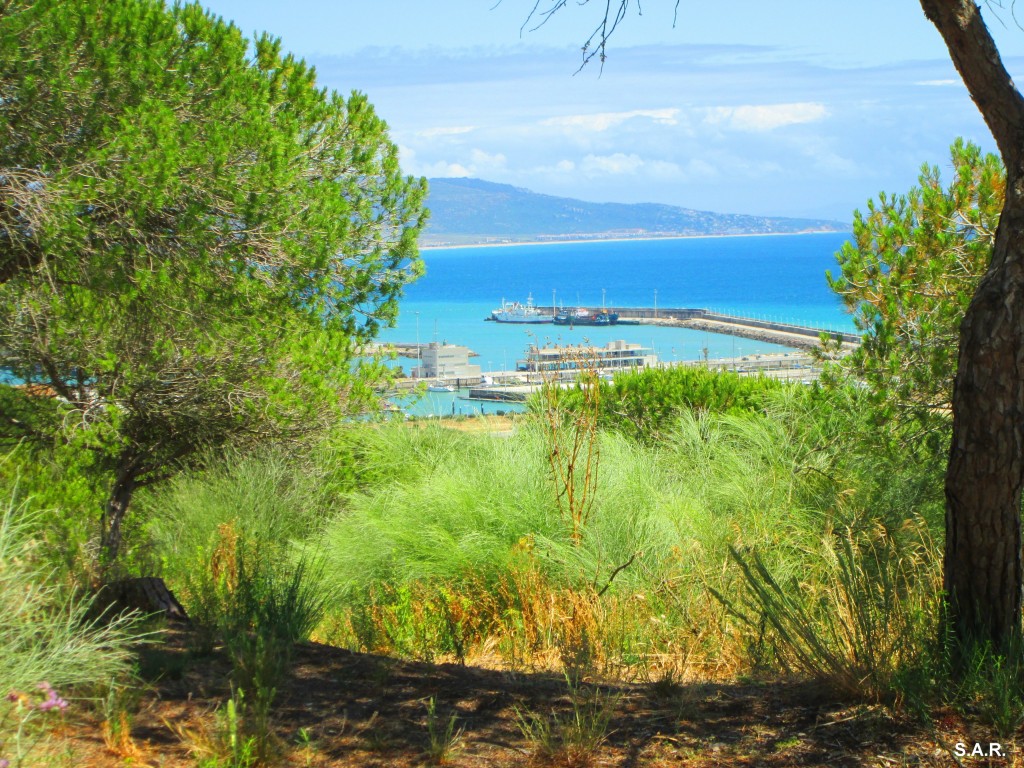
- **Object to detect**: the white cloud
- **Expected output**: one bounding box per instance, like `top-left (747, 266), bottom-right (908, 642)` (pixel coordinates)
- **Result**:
top-left (804, 146), bottom-right (859, 175)
top-left (416, 125), bottom-right (476, 137)
top-left (915, 79), bottom-right (960, 87)
top-left (396, 144), bottom-right (416, 164)
top-left (418, 160), bottom-right (471, 177)
top-left (682, 158), bottom-right (719, 179)
top-left (407, 148), bottom-right (506, 179)
top-left (528, 159), bottom-right (577, 175)
top-left (581, 153), bottom-right (645, 175)
top-left (702, 102), bottom-right (828, 132)
top-left (469, 148), bottom-right (507, 168)
top-left (647, 159), bottom-right (684, 178)
top-left (542, 108), bottom-right (680, 132)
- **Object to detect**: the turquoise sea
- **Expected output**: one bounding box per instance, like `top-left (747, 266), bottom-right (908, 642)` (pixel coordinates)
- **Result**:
top-left (378, 232), bottom-right (856, 416)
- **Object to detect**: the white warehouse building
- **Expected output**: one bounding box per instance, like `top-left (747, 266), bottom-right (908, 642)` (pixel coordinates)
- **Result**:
top-left (412, 342), bottom-right (482, 379)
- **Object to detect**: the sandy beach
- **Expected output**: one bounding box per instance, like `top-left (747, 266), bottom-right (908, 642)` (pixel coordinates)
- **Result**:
top-left (419, 229), bottom-right (848, 251)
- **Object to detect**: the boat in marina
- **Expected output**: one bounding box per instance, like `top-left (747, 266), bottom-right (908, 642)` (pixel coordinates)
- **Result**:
top-left (427, 380), bottom-right (456, 392)
top-left (552, 307), bottom-right (619, 326)
top-left (489, 294), bottom-right (552, 324)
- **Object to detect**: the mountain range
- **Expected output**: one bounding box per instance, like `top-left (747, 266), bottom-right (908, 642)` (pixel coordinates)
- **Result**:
top-left (421, 177), bottom-right (846, 246)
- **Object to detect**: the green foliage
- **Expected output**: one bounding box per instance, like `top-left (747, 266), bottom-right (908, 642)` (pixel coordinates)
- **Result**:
top-left (1, 681), bottom-right (73, 768)
top-left (0, 444), bottom-right (107, 580)
top-left (828, 138), bottom-right (1002, 427)
top-left (950, 642), bottom-right (1024, 737)
top-left (174, 519), bottom-right (328, 656)
top-left (0, 0), bottom-right (427, 559)
top-left (169, 510), bottom-right (327, 766)
top-left (182, 689), bottom-right (261, 768)
top-left (541, 366), bottom-right (783, 444)
top-left (424, 696), bottom-right (464, 765)
top-left (144, 448), bottom-right (331, 752)
top-left (143, 447), bottom-right (334, 694)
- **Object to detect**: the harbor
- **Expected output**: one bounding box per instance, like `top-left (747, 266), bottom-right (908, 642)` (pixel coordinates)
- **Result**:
top-left (368, 308), bottom-right (859, 361)
top-left (383, 351), bottom-right (827, 413)
top-left (371, 303), bottom-right (858, 415)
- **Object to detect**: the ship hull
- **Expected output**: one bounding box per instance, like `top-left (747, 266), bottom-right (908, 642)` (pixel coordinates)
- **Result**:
top-left (552, 310), bottom-right (619, 326)
top-left (492, 315), bottom-right (552, 324)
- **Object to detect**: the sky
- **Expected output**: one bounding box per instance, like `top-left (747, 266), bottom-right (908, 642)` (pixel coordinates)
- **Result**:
top-left (197, 0), bottom-right (1024, 221)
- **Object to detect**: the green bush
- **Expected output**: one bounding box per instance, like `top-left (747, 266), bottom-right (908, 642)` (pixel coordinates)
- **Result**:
top-left (537, 366), bottom-right (784, 444)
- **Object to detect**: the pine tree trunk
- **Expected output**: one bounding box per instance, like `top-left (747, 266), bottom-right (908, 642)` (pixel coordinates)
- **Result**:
top-left (944, 196), bottom-right (1024, 651)
top-left (919, 0), bottom-right (1024, 654)
top-left (101, 461), bottom-right (137, 563)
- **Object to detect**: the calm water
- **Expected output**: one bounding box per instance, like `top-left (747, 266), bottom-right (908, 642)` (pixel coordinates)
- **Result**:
top-left (379, 232), bottom-right (855, 416)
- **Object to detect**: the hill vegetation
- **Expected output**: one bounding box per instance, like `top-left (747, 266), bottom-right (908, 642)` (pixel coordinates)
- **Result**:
top-left (2, 0), bottom-right (1023, 764)
top-left (3, 365), bottom-right (1012, 766)
top-left (423, 177), bottom-right (846, 245)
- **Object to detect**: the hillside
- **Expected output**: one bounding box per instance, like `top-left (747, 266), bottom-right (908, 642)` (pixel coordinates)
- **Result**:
top-left (422, 177), bottom-right (846, 246)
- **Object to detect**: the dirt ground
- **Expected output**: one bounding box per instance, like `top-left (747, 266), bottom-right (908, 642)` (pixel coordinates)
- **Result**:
top-left (59, 628), bottom-right (1020, 767)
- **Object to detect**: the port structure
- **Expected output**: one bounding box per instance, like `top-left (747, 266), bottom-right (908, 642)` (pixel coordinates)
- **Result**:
top-left (530, 306), bottom-right (858, 351)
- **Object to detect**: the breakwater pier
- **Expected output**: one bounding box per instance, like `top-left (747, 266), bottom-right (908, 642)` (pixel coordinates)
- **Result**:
top-left (529, 307), bottom-right (859, 351)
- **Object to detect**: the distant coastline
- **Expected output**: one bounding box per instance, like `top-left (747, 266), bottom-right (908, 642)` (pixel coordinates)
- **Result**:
top-left (420, 229), bottom-right (851, 251)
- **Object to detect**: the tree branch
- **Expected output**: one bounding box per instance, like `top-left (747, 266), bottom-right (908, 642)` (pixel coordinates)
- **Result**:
top-left (919, 0), bottom-right (1024, 167)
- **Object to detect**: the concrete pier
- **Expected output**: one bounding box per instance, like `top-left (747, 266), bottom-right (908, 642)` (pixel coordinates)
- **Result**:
top-left (532, 306), bottom-right (859, 350)
top-left (367, 309), bottom-right (858, 359)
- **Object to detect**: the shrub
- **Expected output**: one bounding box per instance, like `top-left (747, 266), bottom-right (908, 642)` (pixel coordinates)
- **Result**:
top-left (537, 366), bottom-right (784, 444)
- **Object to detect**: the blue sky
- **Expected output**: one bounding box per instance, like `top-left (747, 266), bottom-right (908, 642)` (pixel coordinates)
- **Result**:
top-left (199, 0), bottom-right (1024, 221)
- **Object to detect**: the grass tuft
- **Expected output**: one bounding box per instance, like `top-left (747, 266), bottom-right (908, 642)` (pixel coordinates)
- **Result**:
top-left (516, 677), bottom-right (617, 768)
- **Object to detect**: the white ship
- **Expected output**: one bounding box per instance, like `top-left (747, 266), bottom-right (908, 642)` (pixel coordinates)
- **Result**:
top-left (489, 294), bottom-right (552, 324)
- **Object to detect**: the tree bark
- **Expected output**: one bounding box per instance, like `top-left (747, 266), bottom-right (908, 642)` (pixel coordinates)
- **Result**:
top-left (919, 0), bottom-right (1024, 651)
top-left (101, 455), bottom-right (139, 564)
top-left (944, 200), bottom-right (1024, 651)
top-left (92, 577), bottom-right (189, 622)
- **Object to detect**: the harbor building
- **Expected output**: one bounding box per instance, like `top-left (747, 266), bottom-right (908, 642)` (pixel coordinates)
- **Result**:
top-left (517, 340), bottom-right (657, 374)
top-left (412, 342), bottom-right (481, 379)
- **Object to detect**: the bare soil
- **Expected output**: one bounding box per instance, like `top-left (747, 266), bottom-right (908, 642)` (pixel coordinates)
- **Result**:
top-left (60, 627), bottom-right (1020, 767)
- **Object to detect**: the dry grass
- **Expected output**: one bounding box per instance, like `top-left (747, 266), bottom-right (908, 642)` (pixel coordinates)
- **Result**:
top-left (408, 414), bottom-right (518, 434)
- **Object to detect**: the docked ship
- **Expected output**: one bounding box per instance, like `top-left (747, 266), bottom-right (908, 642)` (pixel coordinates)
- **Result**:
top-left (552, 307), bottom-right (619, 326)
top-left (489, 294), bottom-right (552, 324)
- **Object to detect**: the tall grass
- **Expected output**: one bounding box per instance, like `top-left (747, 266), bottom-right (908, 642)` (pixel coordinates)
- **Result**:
top-left (142, 446), bottom-right (336, 585)
top-left (309, 386), bottom-right (943, 687)
top-left (723, 519), bottom-right (940, 701)
top-left (134, 381), bottom-right (945, 703)
top-left (0, 497), bottom-right (139, 695)
top-left (143, 454), bottom-right (333, 768)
